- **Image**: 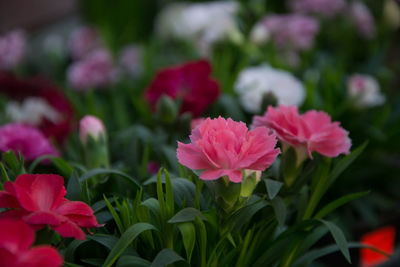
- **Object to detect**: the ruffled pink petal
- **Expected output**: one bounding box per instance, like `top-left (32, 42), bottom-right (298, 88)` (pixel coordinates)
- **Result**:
top-left (177, 142), bottom-right (211, 170)
top-left (226, 170), bottom-right (243, 183)
top-left (55, 200), bottom-right (100, 228)
top-left (199, 169), bottom-right (227, 180)
top-left (0, 219), bottom-right (34, 252)
top-left (30, 174), bottom-right (66, 211)
top-left (23, 211), bottom-right (64, 226)
top-left (14, 174), bottom-right (38, 211)
top-left (20, 246), bottom-right (63, 267)
top-left (0, 209), bottom-right (28, 220)
top-left (52, 220), bottom-right (87, 240)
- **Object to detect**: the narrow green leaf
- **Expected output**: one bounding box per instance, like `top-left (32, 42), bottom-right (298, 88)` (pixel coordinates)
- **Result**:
top-left (326, 142), bottom-right (368, 190)
top-left (156, 169), bottom-right (166, 221)
top-left (314, 191), bottom-right (369, 219)
top-left (66, 171), bottom-right (82, 201)
top-left (195, 216), bottom-right (207, 267)
top-left (103, 195), bottom-right (124, 235)
top-left (271, 196), bottom-right (286, 227)
top-left (64, 239), bottom-right (86, 262)
top-left (319, 220), bottom-right (351, 263)
top-left (117, 256), bottom-right (151, 267)
top-left (103, 223), bottom-right (157, 267)
top-left (164, 169), bottom-right (175, 218)
top-left (265, 179), bottom-right (283, 200)
top-left (150, 248), bottom-right (187, 267)
top-left (178, 222), bottom-right (196, 263)
top-left (80, 168), bottom-right (141, 190)
top-left (293, 242), bottom-right (391, 267)
top-left (228, 199), bottom-right (269, 233)
top-left (168, 208), bottom-right (207, 223)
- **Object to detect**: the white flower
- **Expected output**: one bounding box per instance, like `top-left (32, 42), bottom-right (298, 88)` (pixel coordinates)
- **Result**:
top-left (234, 65), bottom-right (305, 113)
top-left (156, 1), bottom-right (239, 55)
top-left (347, 74), bottom-right (385, 108)
top-left (6, 97), bottom-right (61, 125)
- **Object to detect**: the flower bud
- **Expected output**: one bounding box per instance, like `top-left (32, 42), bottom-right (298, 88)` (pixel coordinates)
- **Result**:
top-left (156, 95), bottom-right (178, 124)
top-left (79, 115), bottom-right (106, 144)
top-left (240, 170), bottom-right (262, 198)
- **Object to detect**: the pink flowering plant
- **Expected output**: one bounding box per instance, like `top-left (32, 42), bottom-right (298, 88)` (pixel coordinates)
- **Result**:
top-left (0, 0), bottom-right (399, 266)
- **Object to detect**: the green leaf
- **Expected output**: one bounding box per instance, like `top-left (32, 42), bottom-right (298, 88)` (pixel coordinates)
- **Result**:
top-left (265, 179), bottom-right (283, 200)
top-left (293, 242), bottom-right (391, 267)
top-left (228, 199), bottom-right (269, 233)
top-left (271, 196), bottom-right (286, 227)
top-left (194, 216), bottom-right (207, 267)
top-left (178, 222), bottom-right (196, 263)
top-left (80, 168), bottom-right (141, 190)
top-left (103, 195), bottom-right (124, 234)
top-left (319, 220), bottom-right (351, 263)
top-left (314, 191), bottom-right (369, 219)
top-left (103, 223), bottom-right (157, 267)
top-left (168, 208), bottom-right (207, 223)
top-left (326, 142), bottom-right (368, 190)
top-left (164, 169), bottom-right (175, 218)
top-left (64, 239), bottom-right (87, 262)
top-left (150, 248), bottom-right (187, 267)
top-left (66, 171), bottom-right (82, 201)
top-left (28, 155), bottom-right (73, 177)
top-left (156, 169), bottom-right (167, 221)
top-left (117, 256), bottom-right (151, 267)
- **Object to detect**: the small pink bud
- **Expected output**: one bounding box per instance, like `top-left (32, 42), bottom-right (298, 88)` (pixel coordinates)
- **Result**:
top-left (79, 115), bottom-right (106, 144)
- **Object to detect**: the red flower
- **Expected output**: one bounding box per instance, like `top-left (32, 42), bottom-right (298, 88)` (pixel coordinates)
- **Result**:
top-left (144, 60), bottom-right (220, 116)
top-left (0, 219), bottom-right (63, 267)
top-left (360, 226), bottom-right (395, 267)
top-left (0, 71), bottom-right (74, 144)
top-left (0, 174), bottom-right (102, 240)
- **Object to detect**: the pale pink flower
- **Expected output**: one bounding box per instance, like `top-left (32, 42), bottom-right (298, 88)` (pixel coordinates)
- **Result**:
top-left (252, 106), bottom-right (351, 158)
top-left (348, 1), bottom-right (376, 39)
top-left (0, 29), bottom-right (26, 70)
top-left (79, 115), bottom-right (106, 144)
top-left (177, 117), bottom-right (280, 183)
top-left (347, 74), bottom-right (385, 107)
top-left (68, 26), bottom-right (102, 59)
top-left (288, 0), bottom-right (346, 18)
top-left (118, 45), bottom-right (143, 78)
top-left (0, 123), bottom-right (59, 161)
top-left (256, 14), bottom-right (319, 52)
top-left (67, 49), bottom-right (115, 91)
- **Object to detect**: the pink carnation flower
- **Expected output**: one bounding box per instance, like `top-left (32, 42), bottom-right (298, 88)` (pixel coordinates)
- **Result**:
top-left (0, 123), bottom-right (58, 161)
top-left (0, 29), bottom-right (26, 70)
top-left (0, 174), bottom-right (102, 240)
top-left (67, 49), bottom-right (115, 91)
top-left (288, 0), bottom-right (346, 18)
top-left (177, 117), bottom-right (280, 183)
top-left (252, 106), bottom-right (351, 158)
top-left (68, 26), bottom-right (102, 60)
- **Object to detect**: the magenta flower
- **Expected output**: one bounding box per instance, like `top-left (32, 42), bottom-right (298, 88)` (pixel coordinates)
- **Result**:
top-left (0, 219), bottom-right (63, 267)
top-left (0, 174), bottom-right (102, 240)
top-left (348, 1), bottom-right (376, 39)
top-left (0, 29), bottom-right (26, 70)
top-left (68, 26), bottom-right (102, 60)
top-left (79, 115), bottom-right (106, 144)
top-left (288, 0), bottom-right (346, 18)
top-left (177, 117), bottom-right (280, 183)
top-left (252, 106), bottom-right (351, 158)
top-left (0, 123), bottom-right (58, 161)
top-left (259, 14), bottom-right (319, 52)
top-left (67, 49), bottom-right (115, 91)
top-left (144, 60), bottom-right (220, 117)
